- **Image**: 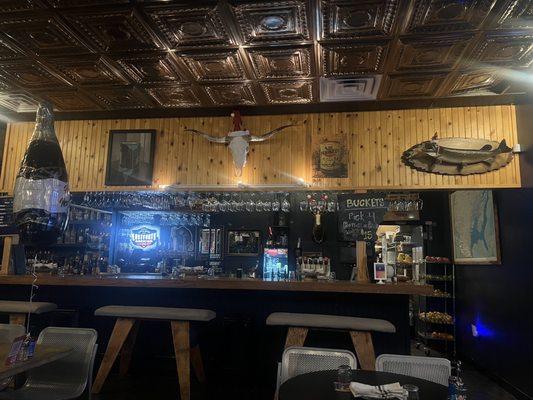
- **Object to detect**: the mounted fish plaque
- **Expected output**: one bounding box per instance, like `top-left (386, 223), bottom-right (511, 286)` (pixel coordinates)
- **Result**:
top-left (402, 137), bottom-right (513, 175)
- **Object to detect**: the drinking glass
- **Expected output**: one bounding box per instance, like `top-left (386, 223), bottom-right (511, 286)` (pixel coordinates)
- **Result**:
top-left (334, 365), bottom-right (352, 392)
top-left (273, 195), bottom-right (281, 212)
top-left (281, 194), bottom-right (290, 212)
top-left (404, 384), bottom-right (419, 400)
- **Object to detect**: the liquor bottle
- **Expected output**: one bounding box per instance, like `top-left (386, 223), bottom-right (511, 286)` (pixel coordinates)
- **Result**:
top-left (13, 102), bottom-right (70, 245)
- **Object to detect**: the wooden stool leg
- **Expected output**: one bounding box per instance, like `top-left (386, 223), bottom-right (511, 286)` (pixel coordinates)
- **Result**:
top-left (284, 327), bottom-right (308, 349)
top-left (9, 314), bottom-right (26, 326)
top-left (119, 320), bottom-right (140, 377)
top-left (350, 331), bottom-right (376, 371)
top-left (191, 345), bottom-right (206, 384)
top-left (171, 321), bottom-right (190, 400)
top-left (92, 318), bottom-right (135, 393)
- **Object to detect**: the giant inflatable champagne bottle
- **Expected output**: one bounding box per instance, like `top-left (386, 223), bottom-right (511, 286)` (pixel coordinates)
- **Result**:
top-left (13, 102), bottom-right (70, 245)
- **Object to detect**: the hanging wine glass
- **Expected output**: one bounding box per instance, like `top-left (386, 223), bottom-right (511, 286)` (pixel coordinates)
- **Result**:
top-left (272, 194), bottom-right (280, 212)
top-left (281, 193), bottom-right (290, 212)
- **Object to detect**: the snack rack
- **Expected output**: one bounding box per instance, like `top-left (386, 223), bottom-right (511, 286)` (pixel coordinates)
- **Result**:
top-left (416, 254), bottom-right (456, 357)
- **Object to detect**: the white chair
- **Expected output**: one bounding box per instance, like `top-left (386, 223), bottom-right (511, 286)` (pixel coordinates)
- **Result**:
top-left (0, 327), bottom-right (98, 400)
top-left (375, 354), bottom-right (451, 386)
top-left (275, 346), bottom-right (357, 395)
top-left (0, 323), bottom-right (25, 344)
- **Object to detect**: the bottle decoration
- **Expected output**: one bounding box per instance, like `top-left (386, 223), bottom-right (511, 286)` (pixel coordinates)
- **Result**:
top-left (13, 102), bottom-right (70, 245)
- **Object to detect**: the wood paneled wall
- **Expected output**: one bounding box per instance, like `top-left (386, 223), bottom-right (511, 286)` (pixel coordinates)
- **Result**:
top-left (0, 105), bottom-right (521, 193)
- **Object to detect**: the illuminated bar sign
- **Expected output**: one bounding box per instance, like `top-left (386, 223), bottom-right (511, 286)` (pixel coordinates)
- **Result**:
top-left (130, 225), bottom-right (160, 251)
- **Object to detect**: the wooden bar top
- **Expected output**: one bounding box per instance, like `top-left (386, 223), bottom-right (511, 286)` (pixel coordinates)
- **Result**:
top-left (0, 275), bottom-right (433, 295)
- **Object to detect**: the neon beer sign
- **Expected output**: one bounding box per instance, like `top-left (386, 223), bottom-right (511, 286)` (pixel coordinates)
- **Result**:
top-left (130, 225), bottom-right (160, 251)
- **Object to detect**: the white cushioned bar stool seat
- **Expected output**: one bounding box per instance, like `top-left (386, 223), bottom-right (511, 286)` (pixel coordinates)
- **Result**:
top-left (266, 312), bottom-right (396, 333)
top-left (0, 300), bottom-right (57, 325)
top-left (93, 305), bottom-right (215, 400)
top-left (0, 301), bottom-right (57, 315)
top-left (267, 312), bottom-right (396, 371)
top-left (95, 305), bottom-right (216, 322)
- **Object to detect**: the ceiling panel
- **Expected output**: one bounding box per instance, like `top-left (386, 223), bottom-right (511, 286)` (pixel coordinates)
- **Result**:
top-left (247, 46), bottom-right (313, 79)
top-left (0, 0), bottom-right (529, 117)
top-left (320, 0), bottom-right (399, 39)
top-left (144, 4), bottom-right (233, 48)
top-left (233, 1), bottom-right (310, 44)
top-left (260, 80), bottom-right (314, 103)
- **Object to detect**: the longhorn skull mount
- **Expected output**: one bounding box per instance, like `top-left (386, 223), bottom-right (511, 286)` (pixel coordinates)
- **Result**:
top-left (184, 111), bottom-right (299, 177)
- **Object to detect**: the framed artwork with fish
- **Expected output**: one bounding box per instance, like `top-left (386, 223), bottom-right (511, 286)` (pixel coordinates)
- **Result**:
top-left (450, 190), bottom-right (501, 265)
top-left (402, 136), bottom-right (513, 175)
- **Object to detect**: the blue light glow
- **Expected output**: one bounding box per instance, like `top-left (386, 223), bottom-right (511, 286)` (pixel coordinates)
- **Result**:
top-left (472, 315), bottom-right (495, 338)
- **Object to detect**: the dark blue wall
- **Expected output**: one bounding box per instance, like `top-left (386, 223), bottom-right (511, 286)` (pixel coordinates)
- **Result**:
top-left (456, 189), bottom-right (533, 400)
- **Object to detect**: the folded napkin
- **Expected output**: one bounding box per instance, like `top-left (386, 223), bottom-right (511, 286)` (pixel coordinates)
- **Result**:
top-left (349, 381), bottom-right (408, 399)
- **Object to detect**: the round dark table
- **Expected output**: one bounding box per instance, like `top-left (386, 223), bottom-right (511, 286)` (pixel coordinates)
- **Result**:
top-left (279, 370), bottom-right (448, 400)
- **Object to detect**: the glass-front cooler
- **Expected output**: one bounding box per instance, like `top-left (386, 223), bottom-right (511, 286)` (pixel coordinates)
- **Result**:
top-left (113, 211), bottom-right (204, 272)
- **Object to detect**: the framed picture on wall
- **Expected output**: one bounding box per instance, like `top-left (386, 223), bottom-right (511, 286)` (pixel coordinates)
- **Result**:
top-left (450, 190), bottom-right (501, 265)
top-left (227, 230), bottom-right (261, 256)
top-left (105, 129), bottom-right (156, 186)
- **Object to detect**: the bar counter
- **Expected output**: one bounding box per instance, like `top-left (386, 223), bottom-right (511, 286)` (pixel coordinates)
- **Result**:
top-left (0, 275), bottom-right (433, 295)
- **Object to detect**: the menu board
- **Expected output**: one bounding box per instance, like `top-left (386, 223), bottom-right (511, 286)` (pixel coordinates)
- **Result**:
top-left (0, 196), bottom-right (17, 235)
top-left (338, 193), bottom-right (388, 242)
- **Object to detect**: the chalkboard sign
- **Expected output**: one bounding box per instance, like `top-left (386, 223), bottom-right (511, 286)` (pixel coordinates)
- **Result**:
top-left (338, 193), bottom-right (388, 242)
top-left (0, 196), bottom-right (17, 235)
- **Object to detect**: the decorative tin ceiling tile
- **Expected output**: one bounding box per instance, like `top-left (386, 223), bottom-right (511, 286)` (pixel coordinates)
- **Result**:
top-left (406, 0), bottom-right (497, 33)
top-left (64, 8), bottom-right (162, 52)
top-left (260, 80), bottom-right (313, 104)
top-left (382, 72), bottom-right (448, 97)
top-left (46, 55), bottom-right (129, 86)
top-left (393, 35), bottom-right (472, 71)
top-left (487, 0), bottom-right (532, 30)
top-left (321, 0), bottom-right (399, 39)
top-left (0, 13), bottom-right (91, 55)
top-left (247, 47), bottom-right (312, 79)
top-left (145, 84), bottom-right (202, 107)
top-left (0, 38), bottom-right (20, 60)
top-left (38, 90), bottom-right (101, 111)
top-left (448, 70), bottom-right (500, 95)
top-left (0, 0), bottom-right (46, 13)
top-left (49, 0), bottom-right (129, 7)
top-left (471, 34), bottom-right (533, 68)
top-left (234, 1), bottom-right (309, 44)
top-left (0, 92), bottom-right (38, 112)
top-left (180, 51), bottom-right (246, 81)
top-left (205, 83), bottom-right (256, 105)
top-left (116, 52), bottom-right (185, 84)
top-left (89, 86), bottom-right (155, 109)
top-left (322, 42), bottom-right (388, 76)
top-left (0, 60), bottom-right (68, 89)
top-left (144, 4), bottom-right (232, 48)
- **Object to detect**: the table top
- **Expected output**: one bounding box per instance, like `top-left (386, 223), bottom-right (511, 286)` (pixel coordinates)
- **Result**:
top-left (0, 275), bottom-right (433, 296)
top-left (0, 344), bottom-right (72, 380)
top-left (279, 370), bottom-right (448, 400)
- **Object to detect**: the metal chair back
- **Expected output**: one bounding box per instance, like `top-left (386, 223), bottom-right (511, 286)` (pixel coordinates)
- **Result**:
top-left (0, 327), bottom-right (98, 400)
top-left (281, 347), bottom-right (357, 385)
top-left (0, 324), bottom-right (25, 344)
top-left (375, 354), bottom-right (451, 386)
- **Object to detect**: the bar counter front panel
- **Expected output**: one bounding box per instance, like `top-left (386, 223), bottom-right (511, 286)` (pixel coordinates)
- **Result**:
top-left (0, 276), bottom-right (429, 398)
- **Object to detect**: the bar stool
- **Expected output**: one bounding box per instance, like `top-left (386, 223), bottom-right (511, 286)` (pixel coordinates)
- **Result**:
top-left (266, 312), bottom-right (396, 370)
top-left (92, 305), bottom-right (216, 400)
top-left (0, 300), bottom-right (57, 326)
